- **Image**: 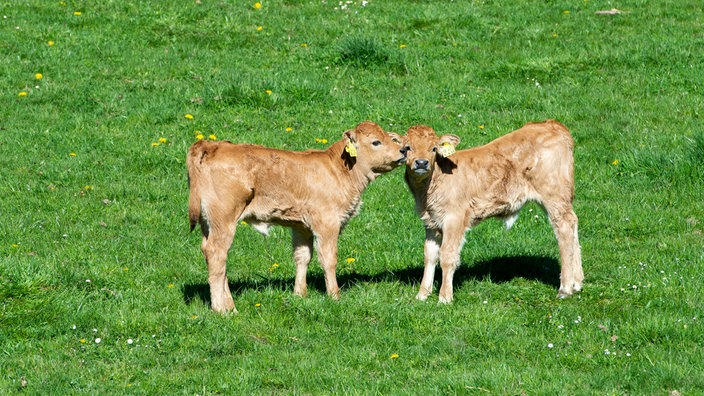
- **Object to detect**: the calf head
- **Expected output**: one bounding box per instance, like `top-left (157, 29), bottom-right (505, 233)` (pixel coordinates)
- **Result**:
top-left (403, 125), bottom-right (460, 181)
top-left (344, 121), bottom-right (407, 175)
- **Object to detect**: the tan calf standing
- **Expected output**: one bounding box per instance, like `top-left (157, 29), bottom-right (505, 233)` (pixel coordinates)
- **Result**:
top-left (187, 121), bottom-right (406, 313)
top-left (402, 120), bottom-right (583, 302)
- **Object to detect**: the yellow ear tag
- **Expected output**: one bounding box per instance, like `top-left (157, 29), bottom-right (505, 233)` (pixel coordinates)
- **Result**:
top-left (345, 142), bottom-right (357, 157)
top-left (438, 142), bottom-right (455, 158)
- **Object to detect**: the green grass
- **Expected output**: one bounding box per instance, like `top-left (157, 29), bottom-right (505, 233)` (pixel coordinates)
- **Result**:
top-left (2, 0), bottom-right (703, 394)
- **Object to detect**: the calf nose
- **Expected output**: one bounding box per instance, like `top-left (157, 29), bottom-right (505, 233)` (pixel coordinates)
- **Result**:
top-left (414, 159), bottom-right (429, 169)
top-left (400, 145), bottom-right (410, 156)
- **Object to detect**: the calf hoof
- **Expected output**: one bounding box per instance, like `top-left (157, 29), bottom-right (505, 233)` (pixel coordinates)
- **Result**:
top-left (557, 282), bottom-right (583, 298)
top-left (438, 295), bottom-right (453, 304)
top-left (415, 292), bottom-right (429, 301)
top-left (212, 304), bottom-right (238, 314)
top-left (572, 282), bottom-right (583, 293)
top-left (211, 296), bottom-right (237, 313)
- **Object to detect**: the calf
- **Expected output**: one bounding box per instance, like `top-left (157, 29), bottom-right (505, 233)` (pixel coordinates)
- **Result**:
top-left (187, 121), bottom-right (406, 312)
top-left (402, 120), bottom-right (583, 302)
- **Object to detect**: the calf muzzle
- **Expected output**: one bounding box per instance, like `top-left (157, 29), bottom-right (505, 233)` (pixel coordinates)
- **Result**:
top-left (412, 159), bottom-right (430, 174)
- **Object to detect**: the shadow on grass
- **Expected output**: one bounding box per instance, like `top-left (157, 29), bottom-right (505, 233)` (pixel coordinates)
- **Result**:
top-left (183, 255), bottom-right (560, 307)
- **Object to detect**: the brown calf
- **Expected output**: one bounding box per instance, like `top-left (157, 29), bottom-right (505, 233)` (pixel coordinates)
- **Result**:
top-left (187, 121), bottom-right (406, 312)
top-left (402, 120), bottom-right (583, 302)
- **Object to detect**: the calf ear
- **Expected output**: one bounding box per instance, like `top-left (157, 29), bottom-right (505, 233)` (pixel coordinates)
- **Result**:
top-left (387, 132), bottom-right (403, 145)
top-left (343, 129), bottom-right (357, 143)
top-left (343, 129), bottom-right (358, 157)
top-left (437, 134), bottom-right (460, 158)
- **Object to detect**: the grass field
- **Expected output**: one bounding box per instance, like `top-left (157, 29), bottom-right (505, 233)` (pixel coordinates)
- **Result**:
top-left (2, 0), bottom-right (703, 394)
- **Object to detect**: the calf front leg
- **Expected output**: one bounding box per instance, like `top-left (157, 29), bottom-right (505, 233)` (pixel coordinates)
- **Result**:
top-left (314, 229), bottom-right (341, 299)
top-left (416, 228), bottom-right (441, 301)
top-left (438, 220), bottom-right (466, 304)
top-left (291, 227), bottom-right (314, 297)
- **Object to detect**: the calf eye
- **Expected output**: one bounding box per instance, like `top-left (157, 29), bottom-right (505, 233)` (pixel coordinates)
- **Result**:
top-left (372, 140), bottom-right (382, 146)
top-left (431, 147), bottom-right (437, 152)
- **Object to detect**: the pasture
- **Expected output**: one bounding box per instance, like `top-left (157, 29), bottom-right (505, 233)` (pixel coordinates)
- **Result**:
top-left (2, 0), bottom-right (703, 394)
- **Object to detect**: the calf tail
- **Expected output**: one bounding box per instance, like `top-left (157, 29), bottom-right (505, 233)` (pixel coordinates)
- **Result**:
top-left (548, 120), bottom-right (576, 201)
top-left (186, 140), bottom-right (209, 231)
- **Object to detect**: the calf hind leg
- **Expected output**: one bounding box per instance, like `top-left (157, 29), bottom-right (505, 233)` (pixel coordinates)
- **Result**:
top-left (291, 227), bottom-right (314, 297)
top-left (546, 204), bottom-right (583, 297)
top-left (201, 211), bottom-right (240, 313)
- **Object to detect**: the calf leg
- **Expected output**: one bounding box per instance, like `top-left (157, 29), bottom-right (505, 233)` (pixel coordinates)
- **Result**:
top-left (438, 220), bottom-right (466, 304)
top-left (291, 227), bottom-right (314, 297)
top-left (201, 219), bottom-right (238, 313)
top-left (546, 205), bottom-right (583, 297)
top-left (314, 228), bottom-right (341, 299)
top-left (416, 228), bottom-right (441, 301)
top-left (572, 221), bottom-right (584, 292)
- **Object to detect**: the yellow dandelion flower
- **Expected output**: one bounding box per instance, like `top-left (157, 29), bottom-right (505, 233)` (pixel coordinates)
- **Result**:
top-left (151, 142), bottom-right (160, 147)
top-left (48, 40), bottom-right (55, 46)
top-left (264, 89), bottom-right (272, 95)
top-left (18, 91), bottom-right (27, 97)
top-left (73, 11), bottom-right (82, 16)
top-left (69, 152), bottom-right (77, 157)
top-left (184, 113), bottom-right (194, 120)
top-left (159, 137), bottom-right (167, 144)
top-left (612, 159), bottom-right (619, 165)
top-left (253, 2), bottom-right (262, 9)
top-left (240, 220), bottom-right (248, 226)
top-left (345, 257), bottom-right (355, 264)
top-left (191, 315), bottom-right (198, 319)
top-left (84, 185), bottom-right (93, 191)
top-left (321, 138), bottom-right (328, 144)
top-left (208, 134), bottom-right (217, 141)
top-left (11, 244), bottom-right (19, 249)
top-left (80, 338), bottom-right (86, 343)
top-left (123, 267), bottom-right (128, 271)
top-left (59, 1), bottom-right (66, 5)
top-left (257, 26), bottom-right (263, 31)
top-left (390, 353), bottom-right (399, 359)
top-left (196, 134), bottom-right (204, 140)
top-left (285, 127), bottom-right (292, 132)
top-left (35, 73), bottom-right (43, 80)
top-left (479, 125), bottom-right (485, 129)
top-left (255, 303), bottom-right (261, 307)
top-left (563, 10), bottom-right (570, 14)
top-left (300, 43), bottom-right (308, 47)
top-left (167, 283), bottom-right (174, 288)
top-left (399, 44), bottom-right (407, 49)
